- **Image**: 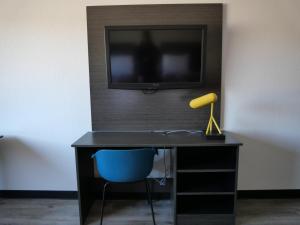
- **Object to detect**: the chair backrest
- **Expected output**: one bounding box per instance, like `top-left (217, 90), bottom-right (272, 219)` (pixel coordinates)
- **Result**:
top-left (92, 148), bottom-right (156, 183)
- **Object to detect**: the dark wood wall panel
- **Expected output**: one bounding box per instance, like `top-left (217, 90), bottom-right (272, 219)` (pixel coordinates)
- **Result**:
top-left (87, 4), bottom-right (223, 131)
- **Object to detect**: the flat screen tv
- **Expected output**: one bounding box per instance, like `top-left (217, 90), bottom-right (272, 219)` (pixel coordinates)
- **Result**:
top-left (105, 25), bottom-right (207, 90)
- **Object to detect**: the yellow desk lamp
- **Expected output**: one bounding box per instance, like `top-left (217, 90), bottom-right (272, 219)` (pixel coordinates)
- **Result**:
top-left (189, 93), bottom-right (225, 139)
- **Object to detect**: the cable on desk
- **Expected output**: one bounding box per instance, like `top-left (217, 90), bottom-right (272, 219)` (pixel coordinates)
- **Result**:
top-left (152, 130), bottom-right (203, 135)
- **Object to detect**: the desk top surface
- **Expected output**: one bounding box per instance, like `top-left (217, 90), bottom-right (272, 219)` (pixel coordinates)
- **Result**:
top-left (72, 131), bottom-right (242, 148)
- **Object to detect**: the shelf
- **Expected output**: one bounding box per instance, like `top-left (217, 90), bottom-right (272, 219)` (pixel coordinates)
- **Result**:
top-left (177, 169), bottom-right (235, 173)
top-left (177, 214), bottom-right (234, 225)
top-left (177, 195), bottom-right (234, 215)
top-left (177, 146), bottom-right (236, 170)
top-left (177, 172), bottom-right (236, 193)
top-left (177, 192), bottom-right (234, 196)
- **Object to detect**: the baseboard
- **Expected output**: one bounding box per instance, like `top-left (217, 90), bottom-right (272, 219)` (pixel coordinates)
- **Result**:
top-left (237, 190), bottom-right (300, 199)
top-left (103, 192), bottom-right (170, 200)
top-left (0, 190), bottom-right (169, 200)
top-left (0, 190), bottom-right (77, 199)
top-left (1, 190), bottom-right (300, 200)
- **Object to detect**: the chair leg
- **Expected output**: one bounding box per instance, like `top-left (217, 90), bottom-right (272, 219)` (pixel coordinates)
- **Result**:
top-left (145, 179), bottom-right (156, 225)
top-left (145, 180), bottom-right (151, 205)
top-left (100, 182), bottom-right (109, 225)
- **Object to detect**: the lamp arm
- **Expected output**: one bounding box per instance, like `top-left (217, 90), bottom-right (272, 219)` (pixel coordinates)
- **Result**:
top-left (205, 102), bottom-right (222, 135)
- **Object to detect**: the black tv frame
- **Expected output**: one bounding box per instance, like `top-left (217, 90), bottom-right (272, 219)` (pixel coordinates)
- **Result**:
top-left (105, 25), bottom-right (207, 90)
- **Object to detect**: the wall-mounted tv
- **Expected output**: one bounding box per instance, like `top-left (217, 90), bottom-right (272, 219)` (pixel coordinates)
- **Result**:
top-left (105, 25), bottom-right (207, 90)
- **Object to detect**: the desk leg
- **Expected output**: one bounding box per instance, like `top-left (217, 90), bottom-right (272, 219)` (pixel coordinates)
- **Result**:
top-left (75, 147), bottom-right (95, 225)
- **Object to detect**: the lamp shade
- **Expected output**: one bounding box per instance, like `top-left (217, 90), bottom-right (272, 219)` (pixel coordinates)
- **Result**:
top-left (189, 93), bottom-right (217, 109)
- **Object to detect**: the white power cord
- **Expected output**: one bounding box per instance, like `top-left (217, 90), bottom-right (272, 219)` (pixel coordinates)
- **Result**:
top-left (153, 147), bottom-right (168, 186)
top-left (152, 130), bottom-right (203, 135)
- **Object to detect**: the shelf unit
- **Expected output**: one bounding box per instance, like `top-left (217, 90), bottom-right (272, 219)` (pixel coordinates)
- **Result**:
top-left (174, 146), bottom-right (239, 225)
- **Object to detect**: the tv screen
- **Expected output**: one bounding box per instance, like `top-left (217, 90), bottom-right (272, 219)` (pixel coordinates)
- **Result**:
top-left (105, 25), bottom-right (207, 89)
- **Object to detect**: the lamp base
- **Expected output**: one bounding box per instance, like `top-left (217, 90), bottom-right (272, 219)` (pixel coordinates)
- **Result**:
top-left (204, 133), bottom-right (226, 140)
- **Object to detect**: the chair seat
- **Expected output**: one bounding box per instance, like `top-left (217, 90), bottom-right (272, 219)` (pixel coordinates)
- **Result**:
top-left (92, 148), bottom-right (156, 182)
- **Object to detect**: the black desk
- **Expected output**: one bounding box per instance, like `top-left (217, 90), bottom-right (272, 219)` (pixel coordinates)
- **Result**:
top-left (72, 131), bottom-right (242, 225)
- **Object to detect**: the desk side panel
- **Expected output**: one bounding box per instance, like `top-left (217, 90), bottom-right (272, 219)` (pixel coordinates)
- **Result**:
top-left (75, 147), bottom-right (97, 225)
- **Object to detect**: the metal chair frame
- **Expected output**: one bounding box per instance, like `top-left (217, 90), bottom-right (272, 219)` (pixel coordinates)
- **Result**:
top-left (99, 179), bottom-right (156, 225)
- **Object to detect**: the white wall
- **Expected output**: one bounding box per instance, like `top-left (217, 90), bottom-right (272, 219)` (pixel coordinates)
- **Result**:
top-left (0, 0), bottom-right (91, 190)
top-left (222, 0), bottom-right (300, 189)
top-left (0, 0), bottom-right (299, 190)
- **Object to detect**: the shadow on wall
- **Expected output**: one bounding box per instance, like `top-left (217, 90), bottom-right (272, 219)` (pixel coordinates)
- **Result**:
top-left (150, 149), bottom-right (172, 178)
top-left (232, 132), bottom-right (300, 190)
top-left (0, 136), bottom-right (68, 190)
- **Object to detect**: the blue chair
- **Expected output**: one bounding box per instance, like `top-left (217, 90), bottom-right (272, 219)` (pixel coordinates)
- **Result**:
top-left (92, 148), bottom-right (157, 225)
